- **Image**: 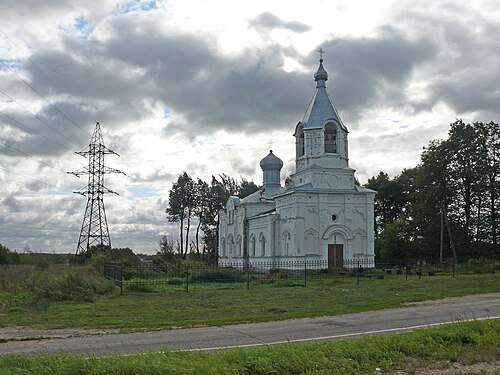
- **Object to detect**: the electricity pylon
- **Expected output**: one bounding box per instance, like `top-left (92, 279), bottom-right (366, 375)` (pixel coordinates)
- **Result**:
top-left (69, 122), bottom-right (124, 256)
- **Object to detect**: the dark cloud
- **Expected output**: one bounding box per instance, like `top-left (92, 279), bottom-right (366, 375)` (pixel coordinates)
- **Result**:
top-left (395, 4), bottom-right (500, 118)
top-left (318, 29), bottom-right (438, 120)
top-left (2, 1), bottom-right (500, 254)
top-left (20, 18), bottom-right (445, 141)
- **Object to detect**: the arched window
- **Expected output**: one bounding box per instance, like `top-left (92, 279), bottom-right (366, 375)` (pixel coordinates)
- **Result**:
top-left (296, 125), bottom-right (305, 157)
top-left (237, 236), bottom-right (242, 257)
top-left (250, 235), bottom-right (256, 256)
top-left (324, 123), bottom-right (337, 153)
top-left (282, 231), bottom-right (291, 256)
top-left (227, 235), bottom-right (234, 257)
top-left (221, 239), bottom-right (226, 257)
top-left (259, 233), bottom-right (266, 257)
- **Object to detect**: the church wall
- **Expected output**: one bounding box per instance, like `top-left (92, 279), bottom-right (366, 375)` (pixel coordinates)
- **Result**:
top-left (247, 214), bottom-right (276, 260)
top-left (274, 190), bottom-right (375, 265)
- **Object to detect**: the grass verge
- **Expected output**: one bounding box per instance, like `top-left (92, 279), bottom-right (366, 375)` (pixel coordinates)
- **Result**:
top-left (0, 320), bottom-right (498, 374)
top-left (1, 274), bottom-right (498, 330)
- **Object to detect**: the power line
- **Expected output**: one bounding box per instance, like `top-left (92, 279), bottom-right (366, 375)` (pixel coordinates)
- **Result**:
top-left (0, 141), bottom-right (67, 173)
top-left (0, 110), bottom-right (75, 153)
top-left (0, 89), bottom-right (83, 148)
top-left (0, 165), bottom-right (58, 189)
top-left (0, 30), bottom-right (71, 105)
top-left (0, 58), bottom-right (90, 138)
top-left (1, 60), bottom-right (90, 137)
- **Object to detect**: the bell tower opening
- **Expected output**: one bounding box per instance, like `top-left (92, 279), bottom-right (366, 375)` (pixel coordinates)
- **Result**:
top-left (324, 123), bottom-right (337, 154)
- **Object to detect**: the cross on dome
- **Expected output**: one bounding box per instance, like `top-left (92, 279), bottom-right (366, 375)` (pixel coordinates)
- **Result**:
top-left (317, 47), bottom-right (325, 61)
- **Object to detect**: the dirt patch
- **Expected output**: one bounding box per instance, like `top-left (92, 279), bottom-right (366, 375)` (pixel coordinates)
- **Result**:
top-left (401, 292), bottom-right (500, 307)
top-left (0, 326), bottom-right (120, 341)
top-left (393, 361), bottom-right (499, 374)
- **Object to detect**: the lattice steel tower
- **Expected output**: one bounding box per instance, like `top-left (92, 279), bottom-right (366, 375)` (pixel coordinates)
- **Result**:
top-left (69, 122), bottom-right (124, 255)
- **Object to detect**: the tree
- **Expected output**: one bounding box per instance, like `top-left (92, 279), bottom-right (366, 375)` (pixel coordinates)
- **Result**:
top-left (157, 235), bottom-right (180, 263)
top-left (477, 121), bottom-right (500, 246)
top-left (193, 178), bottom-right (210, 254)
top-left (239, 178), bottom-right (259, 198)
top-left (165, 172), bottom-right (196, 258)
top-left (199, 175), bottom-right (234, 263)
top-left (0, 243), bottom-right (20, 264)
top-left (365, 171), bottom-right (413, 238)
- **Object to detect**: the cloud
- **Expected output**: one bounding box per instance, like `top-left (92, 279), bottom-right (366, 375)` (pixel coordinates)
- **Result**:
top-left (1, 0), bottom-right (499, 254)
top-left (250, 12), bottom-right (311, 33)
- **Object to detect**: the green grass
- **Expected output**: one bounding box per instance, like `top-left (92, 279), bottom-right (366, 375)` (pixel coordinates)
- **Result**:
top-left (1, 274), bottom-right (498, 330)
top-left (0, 320), bottom-right (498, 374)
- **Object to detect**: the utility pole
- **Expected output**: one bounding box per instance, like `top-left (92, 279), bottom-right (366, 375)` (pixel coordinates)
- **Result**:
top-left (443, 206), bottom-right (458, 264)
top-left (69, 122), bottom-right (125, 256)
top-left (440, 207), bottom-right (444, 263)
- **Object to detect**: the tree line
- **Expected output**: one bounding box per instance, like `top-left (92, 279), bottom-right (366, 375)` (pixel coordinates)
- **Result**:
top-left (164, 119), bottom-right (498, 263)
top-left (164, 173), bottom-right (258, 262)
top-left (365, 120), bottom-right (499, 261)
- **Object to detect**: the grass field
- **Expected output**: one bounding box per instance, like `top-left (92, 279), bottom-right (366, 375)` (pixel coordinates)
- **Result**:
top-left (1, 273), bottom-right (498, 330)
top-left (0, 319), bottom-right (498, 374)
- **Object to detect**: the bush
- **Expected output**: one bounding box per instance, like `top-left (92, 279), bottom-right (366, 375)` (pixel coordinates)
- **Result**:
top-left (0, 243), bottom-right (20, 265)
top-left (35, 266), bottom-right (117, 302)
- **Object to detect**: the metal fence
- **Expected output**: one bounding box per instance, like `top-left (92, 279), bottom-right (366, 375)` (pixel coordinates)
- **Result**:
top-left (103, 257), bottom-right (497, 294)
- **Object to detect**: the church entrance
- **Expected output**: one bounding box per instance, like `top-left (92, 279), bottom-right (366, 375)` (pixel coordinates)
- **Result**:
top-left (328, 244), bottom-right (343, 271)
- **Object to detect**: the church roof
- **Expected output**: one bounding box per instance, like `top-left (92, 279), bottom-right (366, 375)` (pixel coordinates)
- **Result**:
top-left (300, 58), bottom-right (347, 132)
top-left (275, 183), bottom-right (376, 196)
top-left (241, 185), bottom-right (285, 204)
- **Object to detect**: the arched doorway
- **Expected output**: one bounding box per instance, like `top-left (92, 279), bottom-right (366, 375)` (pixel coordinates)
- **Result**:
top-left (327, 235), bottom-right (344, 271)
top-left (322, 225), bottom-right (353, 271)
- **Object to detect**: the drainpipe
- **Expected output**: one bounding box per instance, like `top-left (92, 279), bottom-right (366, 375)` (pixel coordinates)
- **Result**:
top-left (271, 214), bottom-right (276, 264)
top-left (243, 205), bottom-right (249, 267)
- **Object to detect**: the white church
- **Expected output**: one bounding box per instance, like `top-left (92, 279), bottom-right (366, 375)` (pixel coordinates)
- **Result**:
top-left (218, 57), bottom-right (376, 269)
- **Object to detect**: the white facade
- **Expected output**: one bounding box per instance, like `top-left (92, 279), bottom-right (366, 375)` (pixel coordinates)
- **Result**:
top-left (218, 58), bottom-right (376, 268)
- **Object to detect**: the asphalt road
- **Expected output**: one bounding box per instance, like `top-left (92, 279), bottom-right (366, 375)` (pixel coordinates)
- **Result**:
top-left (1, 293), bottom-right (499, 356)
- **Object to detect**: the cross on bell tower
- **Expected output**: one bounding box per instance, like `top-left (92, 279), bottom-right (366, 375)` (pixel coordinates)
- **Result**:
top-left (317, 47), bottom-right (325, 60)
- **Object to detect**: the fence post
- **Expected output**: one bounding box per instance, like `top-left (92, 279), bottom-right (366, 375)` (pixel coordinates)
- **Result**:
top-left (119, 265), bottom-right (123, 295)
top-left (405, 264), bottom-right (408, 282)
top-left (357, 260), bottom-right (360, 285)
top-left (452, 261), bottom-right (455, 278)
top-left (185, 264), bottom-right (189, 292)
top-left (304, 260), bottom-right (307, 287)
top-left (247, 263), bottom-right (250, 290)
top-left (418, 262), bottom-right (422, 280)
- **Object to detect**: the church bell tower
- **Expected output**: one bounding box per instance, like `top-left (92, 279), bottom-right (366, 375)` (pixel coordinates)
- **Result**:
top-left (291, 55), bottom-right (355, 190)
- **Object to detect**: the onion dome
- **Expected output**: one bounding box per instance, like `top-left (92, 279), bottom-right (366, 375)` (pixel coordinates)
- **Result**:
top-left (314, 58), bottom-right (328, 84)
top-left (260, 150), bottom-right (283, 187)
top-left (260, 150), bottom-right (284, 171)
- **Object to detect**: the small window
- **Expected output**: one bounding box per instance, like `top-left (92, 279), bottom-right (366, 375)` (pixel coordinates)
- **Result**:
top-left (324, 123), bottom-right (337, 153)
top-left (297, 125), bottom-right (305, 157)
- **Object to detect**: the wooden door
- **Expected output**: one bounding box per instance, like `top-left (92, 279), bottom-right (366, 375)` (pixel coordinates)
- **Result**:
top-left (328, 244), bottom-right (344, 271)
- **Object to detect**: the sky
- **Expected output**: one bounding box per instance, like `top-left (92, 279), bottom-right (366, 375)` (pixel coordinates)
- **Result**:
top-left (1, 0), bottom-right (499, 254)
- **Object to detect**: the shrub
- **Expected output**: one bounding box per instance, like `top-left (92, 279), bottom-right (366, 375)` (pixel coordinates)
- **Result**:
top-left (35, 266), bottom-right (117, 302)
